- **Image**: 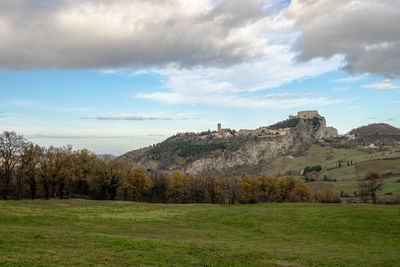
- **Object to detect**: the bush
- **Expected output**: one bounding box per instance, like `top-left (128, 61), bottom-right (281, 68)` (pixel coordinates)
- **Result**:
top-left (322, 186), bottom-right (341, 203)
top-left (304, 165), bottom-right (322, 175)
top-left (375, 195), bottom-right (400, 205)
top-left (289, 181), bottom-right (313, 202)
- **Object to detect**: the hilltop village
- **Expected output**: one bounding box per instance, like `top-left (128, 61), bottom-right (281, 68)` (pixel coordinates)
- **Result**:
top-left (207, 110), bottom-right (338, 140)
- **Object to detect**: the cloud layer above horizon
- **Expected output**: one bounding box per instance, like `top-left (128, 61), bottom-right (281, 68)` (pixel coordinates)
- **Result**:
top-left (0, 0), bottom-right (398, 77)
top-left (0, 0), bottom-right (276, 69)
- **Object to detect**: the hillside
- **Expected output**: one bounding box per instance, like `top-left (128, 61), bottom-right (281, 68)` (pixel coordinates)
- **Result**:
top-left (119, 111), bottom-right (338, 176)
top-left (349, 123), bottom-right (400, 145)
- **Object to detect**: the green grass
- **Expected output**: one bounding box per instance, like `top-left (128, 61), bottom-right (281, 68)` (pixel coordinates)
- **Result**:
top-left (307, 178), bottom-right (400, 196)
top-left (1, 200), bottom-right (400, 266)
top-left (262, 145), bottom-right (387, 177)
top-left (356, 159), bottom-right (400, 178)
top-left (307, 181), bottom-right (359, 196)
top-left (260, 146), bottom-right (400, 196)
top-left (378, 183), bottom-right (400, 196)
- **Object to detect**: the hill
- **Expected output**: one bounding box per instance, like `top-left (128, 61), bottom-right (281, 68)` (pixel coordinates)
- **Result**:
top-left (349, 123), bottom-right (400, 145)
top-left (119, 111), bottom-right (338, 176)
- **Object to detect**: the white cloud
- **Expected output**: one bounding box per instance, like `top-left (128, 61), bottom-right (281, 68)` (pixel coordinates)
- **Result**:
top-left (101, 69), bottom-right (119, 75)
top-left (363, 80), bottom-right (400, 89)
top-left (332, 75), bottom-right (368, 83)
top-left (136, 48), bottom-right (344, 108)
top-left (264, 92), bottom-right (314, 98)
top-left (88, 115), bottom-right (172, 121)
top-left (0, 0), bottom-right (398, 78)
top-left (130, 70), bottom-right (149, 77)
top-left (264, 93), bottom-right (300, 98)
top-left (0, 0), bottom-right (282, 70)
top-left (279, 0), bottom-right (400, 76)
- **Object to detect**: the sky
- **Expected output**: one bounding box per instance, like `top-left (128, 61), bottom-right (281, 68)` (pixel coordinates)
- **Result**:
top-left (1, 0), bottom-right (400, 155)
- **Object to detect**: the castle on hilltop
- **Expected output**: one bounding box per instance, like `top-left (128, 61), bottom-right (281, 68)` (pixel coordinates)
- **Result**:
top-left (212, 110), bottom-right (337, 139)
top-left (289, 110), bottom-right (320, 120)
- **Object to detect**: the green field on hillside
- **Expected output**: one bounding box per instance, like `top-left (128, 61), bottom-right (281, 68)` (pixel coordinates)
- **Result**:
top-left (378, 183), bottom-right (400, 196)
top-left (260, 145), bottom-right (400, 196)
top-left (307, 177), bottom-right (400, 196)
top-left (1, 200), bottom-right (400, 266)
top-left (262, 145), bottom-right (390, 177)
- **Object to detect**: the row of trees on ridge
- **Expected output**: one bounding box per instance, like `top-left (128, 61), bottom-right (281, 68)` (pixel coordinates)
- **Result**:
top-left (0, 131), bottom-right (339, 203)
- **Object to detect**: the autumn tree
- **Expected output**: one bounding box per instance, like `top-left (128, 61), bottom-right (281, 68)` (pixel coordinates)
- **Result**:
top-left (0, 131), bottom-right (27, 199)
top-left (241, 172), bottom-right (257, 203)
top-left (221, 176), bottom-right (241, 204)
top-left (107, 160), bottom-right (125, 200)
top-left (167, 171), bottom-right (187, 203)
top-left (203, 175), bottom-right (225, 204)
top-left (73, 149), bottom-right (97, 197)
top-left (289, 180), bottom-right (313, 202)
top-left (15, 143), bottom-right (42, 200)
top-left (125, 166), bottom-right (153, 201)
top-left (90, 157), bottom-right (110, 200)
top-left (185, 173), bottom-right (205, 203)
top-left (256, 175), bottom-right (281, 202)
top-left (149, 170), bottom-right (170, 203)
top-left (56, 146), bottom-right (76, 199)
top-left (38, 147), bottom-right (52, 199)
top-left (322, 186), bottom-right (340, 203)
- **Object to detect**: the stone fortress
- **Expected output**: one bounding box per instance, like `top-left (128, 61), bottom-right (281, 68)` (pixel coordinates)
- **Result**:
top-left (289, 110), bottom-right (320, 120)
top-left (212, 110), bottom-right (338, 140)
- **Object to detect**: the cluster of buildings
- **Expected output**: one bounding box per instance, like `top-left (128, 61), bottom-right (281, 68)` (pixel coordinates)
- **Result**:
top-left (213, 123), bottom-right (289, 139)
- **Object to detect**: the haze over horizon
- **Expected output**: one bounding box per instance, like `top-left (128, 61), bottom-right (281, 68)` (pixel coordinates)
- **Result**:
top-left (1, 0), bottom-right (400, 155)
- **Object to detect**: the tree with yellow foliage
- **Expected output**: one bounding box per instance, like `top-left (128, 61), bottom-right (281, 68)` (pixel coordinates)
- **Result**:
top-left (167, 171), bottom-right (187, 203)
top-left (126, 167), bottom-right (153, 201)
top-left (256, 174), bottom-right (281, 202)
top-left (290, 181), bottom-right (313, 202)
top-left (322, 185), bottom-right (341, 203)
top-left (241, 172), bottom-right (257, 203)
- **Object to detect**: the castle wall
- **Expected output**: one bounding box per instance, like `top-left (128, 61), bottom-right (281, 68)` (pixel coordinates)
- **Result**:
top-left (297, 110), bottom-right (319, 119)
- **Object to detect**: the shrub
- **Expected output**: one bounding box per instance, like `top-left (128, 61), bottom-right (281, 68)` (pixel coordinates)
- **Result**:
top-left (322, 186), bottom-right (341, 203)
top-left (289, 181), bottom-right (313, 202)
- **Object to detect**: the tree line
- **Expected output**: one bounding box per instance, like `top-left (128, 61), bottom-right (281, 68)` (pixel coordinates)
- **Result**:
top-left (1, 131), bottom-right (319, 203)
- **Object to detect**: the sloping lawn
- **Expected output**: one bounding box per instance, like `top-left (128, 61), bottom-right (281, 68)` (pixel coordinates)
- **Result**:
top-left (0, 200), bottom-right (399, 266)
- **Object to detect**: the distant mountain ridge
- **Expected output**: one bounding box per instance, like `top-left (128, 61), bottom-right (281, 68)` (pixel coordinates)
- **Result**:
top-left (349, 123), bottom-right (400, 145)
top-left (97, 154), bottom-right (117, 160)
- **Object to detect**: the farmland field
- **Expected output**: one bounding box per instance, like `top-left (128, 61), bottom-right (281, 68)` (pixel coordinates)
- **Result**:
top-left (1, 200), bottom-right (400, 266)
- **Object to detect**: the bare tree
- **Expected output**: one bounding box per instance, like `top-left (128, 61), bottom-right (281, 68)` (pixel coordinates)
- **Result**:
top-left (15, 143), bottom-right (42, 200)
top-left (359, 170), bottom-right (383, 204)
top-left (0, 131), bottom-right (27, 199)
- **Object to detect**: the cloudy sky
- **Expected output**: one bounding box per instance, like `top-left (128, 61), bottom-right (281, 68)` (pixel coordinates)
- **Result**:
top-left (1, 0), bottom-right (400, 154)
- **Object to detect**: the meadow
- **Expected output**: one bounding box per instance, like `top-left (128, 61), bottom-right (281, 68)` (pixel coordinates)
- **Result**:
top-left (262, 145), bottom-right (400, 197)
top-left (1, 200), bottom-right (400, 266)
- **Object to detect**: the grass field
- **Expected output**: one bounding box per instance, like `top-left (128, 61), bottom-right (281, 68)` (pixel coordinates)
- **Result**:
top-left (259, 145), bottom-right (400, 196)
top-left (378, 183), bottom-right (400, 196)
top-left (262, 145), bottom-right (395, 180)
top-left (1, 200), bottom-right (400, 266)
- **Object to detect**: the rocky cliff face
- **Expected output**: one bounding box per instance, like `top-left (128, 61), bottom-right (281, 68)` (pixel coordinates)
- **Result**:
top-left (119, 114), bottom-right (338, 176)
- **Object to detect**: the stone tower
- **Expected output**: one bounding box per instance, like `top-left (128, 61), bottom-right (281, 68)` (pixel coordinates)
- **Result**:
top-left (217, 123), bottom-right (222, 133)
